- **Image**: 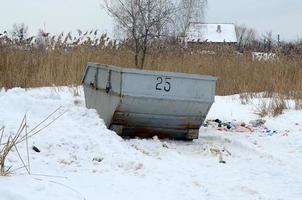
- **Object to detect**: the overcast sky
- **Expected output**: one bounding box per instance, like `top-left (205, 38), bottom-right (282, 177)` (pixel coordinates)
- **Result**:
top-left (0, 0), bottom-right (302, 41)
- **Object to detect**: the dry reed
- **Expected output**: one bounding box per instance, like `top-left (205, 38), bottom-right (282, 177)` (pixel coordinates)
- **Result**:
top-left (1, 32), bottom-right (302, 98)
top-left (0, 108), bottom-right (64, 176)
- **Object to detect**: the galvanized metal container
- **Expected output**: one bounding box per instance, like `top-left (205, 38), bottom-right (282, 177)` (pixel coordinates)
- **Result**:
top-left (82, 63), bottom-right (217, 140)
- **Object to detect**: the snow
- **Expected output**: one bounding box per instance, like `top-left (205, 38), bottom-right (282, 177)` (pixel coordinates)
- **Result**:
top-left (186, 23), bottom-right (238, 43)
top-left (252, 52), bottom-right (278, 61)
top-left (0, 87), bottom-right (302, 200)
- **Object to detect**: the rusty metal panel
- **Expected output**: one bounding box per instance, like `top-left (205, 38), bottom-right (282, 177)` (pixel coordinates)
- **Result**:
top-left (82, 63), bottom-right (217, 140)
top-left (112, 111), bottom-right (204, 129)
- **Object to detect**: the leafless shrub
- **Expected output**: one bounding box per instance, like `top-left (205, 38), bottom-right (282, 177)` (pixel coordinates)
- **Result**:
top-left (0, 108), bottom-right (64, 176)
top-left (0, 116), bottom-right (30, 176)
top-left (269, 96), bottom-right (288, 117)
top-left (294, 99), bottom-right (302, 110)
top-left (254, 99), bottom-right (269, 118)
top-left (254, 96), bottom-right (288, 118)
top-left (239, 93), bottom-right (251, 105)
top-left (235, 24), bottom-right (257, 51)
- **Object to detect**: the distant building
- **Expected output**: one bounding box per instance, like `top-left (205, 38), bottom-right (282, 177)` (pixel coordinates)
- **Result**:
top-left (179, 23), bottom-right (238, 48)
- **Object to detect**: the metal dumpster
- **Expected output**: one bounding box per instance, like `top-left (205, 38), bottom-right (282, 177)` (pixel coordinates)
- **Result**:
top-left (82, 63), bottom-right (217, 140)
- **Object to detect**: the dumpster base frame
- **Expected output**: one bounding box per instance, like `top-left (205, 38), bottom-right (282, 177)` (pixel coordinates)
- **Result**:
top-left (109, 124), bottom-right (199, 140)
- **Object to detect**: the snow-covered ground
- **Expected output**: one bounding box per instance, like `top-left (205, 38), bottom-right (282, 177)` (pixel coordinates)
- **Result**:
top-left (0, 87), bottom-right (301, 200)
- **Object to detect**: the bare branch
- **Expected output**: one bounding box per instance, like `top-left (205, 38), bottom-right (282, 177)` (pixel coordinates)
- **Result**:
top-left (103, 0), bottom-right (176, 68)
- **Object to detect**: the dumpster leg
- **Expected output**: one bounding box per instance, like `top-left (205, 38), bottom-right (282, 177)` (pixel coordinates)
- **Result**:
top-left (186, 129), bottom-right (199, 140)
top-left (109, 124), bottom-right (124, 136)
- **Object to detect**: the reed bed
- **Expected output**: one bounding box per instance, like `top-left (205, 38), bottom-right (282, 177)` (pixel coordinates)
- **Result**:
top-left (1, 33), bottom-right (302, 98)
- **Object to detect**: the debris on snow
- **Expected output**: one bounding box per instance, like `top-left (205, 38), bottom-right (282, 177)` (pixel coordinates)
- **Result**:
top-left (32, 146), bottom-right (41, 153)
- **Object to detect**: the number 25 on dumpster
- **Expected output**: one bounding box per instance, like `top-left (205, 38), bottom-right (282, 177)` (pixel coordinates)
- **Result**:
top-left (156, 77), bottom-right (171, 92)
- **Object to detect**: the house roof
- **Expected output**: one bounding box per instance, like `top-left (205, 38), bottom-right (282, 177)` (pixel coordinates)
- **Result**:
top-left (186, 23), bottom-right (237, 43)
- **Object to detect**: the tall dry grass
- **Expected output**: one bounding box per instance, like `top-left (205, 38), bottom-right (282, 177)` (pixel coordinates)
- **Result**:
top-left (1, 33), bottom-right (302, 97)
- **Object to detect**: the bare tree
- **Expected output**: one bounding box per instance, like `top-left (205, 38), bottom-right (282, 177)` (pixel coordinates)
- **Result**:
top-left (262, 31), bottom-right (275, 51)
top-left (235, 24), bottom-right (257, 50)
top-left (175, 0), bottom-right (208, 36)
top-left (11, 23), bottom-right (28, 41)
top-left (103, 0), bottom-right (175, 69)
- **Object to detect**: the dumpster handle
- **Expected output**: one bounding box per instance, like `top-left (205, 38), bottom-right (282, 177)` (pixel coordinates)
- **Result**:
top-left (90, 82), bottom-right (95, 88)
top-left (89, 67), bottom-right (98, 90)
top-left (106, 70), bottom-right (112, 93)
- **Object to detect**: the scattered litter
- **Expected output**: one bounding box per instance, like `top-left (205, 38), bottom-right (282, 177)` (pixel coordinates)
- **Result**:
top-left (204, 119), bottom-right (253, 133)
top-left (92, 157), bottom-right (104, 162)
top-left (32, 146), bottom-right (40, 153)
top-left (204, 118), bottom-right (281, 136)
top-left (249, 119), bottom-right (266, 127)
top-left (267, 130), bottom-right (278, 136)
top-left (234, 126), bottom-right (253, 133)
top-left (209, 147), bottom-right (230, 164)
top-left (218, 153), bottom-right (226, 164)
top-left (221, 148), bottom-right (232, 156)
top-left (282, 133), bottom-right (289, 137)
